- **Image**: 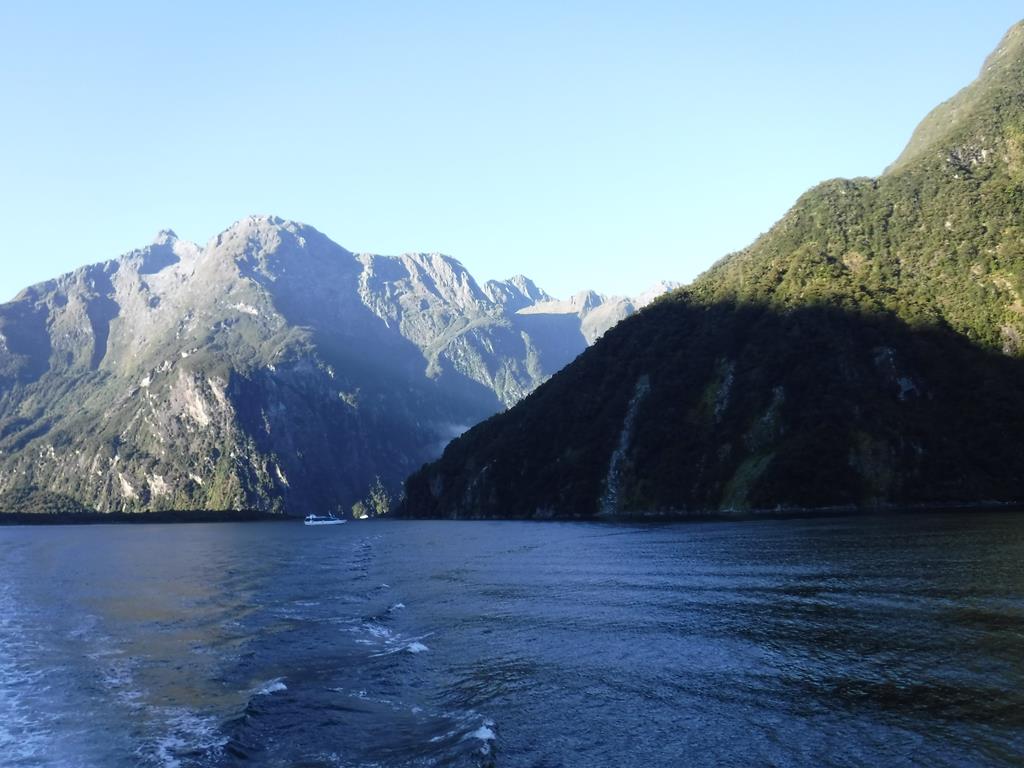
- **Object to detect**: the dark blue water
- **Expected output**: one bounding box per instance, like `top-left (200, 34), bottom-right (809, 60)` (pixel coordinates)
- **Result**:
top-left (2, 515), bottom-right (1023, 767)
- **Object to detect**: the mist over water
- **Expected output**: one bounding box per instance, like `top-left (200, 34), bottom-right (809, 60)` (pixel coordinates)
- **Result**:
top-left (1, 515), bottom-right (1022, 767)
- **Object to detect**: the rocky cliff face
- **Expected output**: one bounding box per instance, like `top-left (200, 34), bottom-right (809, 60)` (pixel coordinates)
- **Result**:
top-left (0, 216), bottom-right (670, 514)
top-left (354, 252), bottom-right (677, 406)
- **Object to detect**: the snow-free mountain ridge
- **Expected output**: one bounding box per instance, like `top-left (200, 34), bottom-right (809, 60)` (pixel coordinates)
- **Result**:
top-left (0, 215), bottom-right (674, 515)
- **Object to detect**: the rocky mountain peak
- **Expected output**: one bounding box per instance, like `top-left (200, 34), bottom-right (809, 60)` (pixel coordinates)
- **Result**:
top-left (212, 215), bottom-right (315, 247)
top-left (571, 290), bottom-right (603, 312)
top-left (152, 229), bottom-right (178, 245)
top-left (506, 275), bottom-right (549, 302)
top-left (483, 276), bottom-right (552, 311)
top-left (981, 20), bottom-right (1024, 73)
top-left (633, 281), bottom-right (682, 308)
top-left (197, 216), bottom-right (357, 298)
top-left (402, 252), bottom-right (474, 283)
top-left (886, 20), bottom-right (1024, 175)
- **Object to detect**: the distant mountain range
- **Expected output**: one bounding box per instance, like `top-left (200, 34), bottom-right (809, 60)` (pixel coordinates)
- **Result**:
top-left (0, 217), bottom-right (674, 514)
top-left (400, 20), bottom-right (1024, 519)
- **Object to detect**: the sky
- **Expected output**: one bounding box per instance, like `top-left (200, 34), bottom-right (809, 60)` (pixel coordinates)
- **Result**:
top-left (1, 2), bottom-right (1022, 302)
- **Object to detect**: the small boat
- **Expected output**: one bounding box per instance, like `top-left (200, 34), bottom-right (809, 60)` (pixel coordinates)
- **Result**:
top-left (304, 513), bottom-right (346, 526)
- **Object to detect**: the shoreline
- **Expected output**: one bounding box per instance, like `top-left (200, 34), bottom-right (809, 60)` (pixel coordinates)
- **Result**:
top-left (5, 499), bottom-right (1023, 526)
top-left (0, 510), bottom-right (290, 526)
top-left (398, 499), bottom-right (1024, 524)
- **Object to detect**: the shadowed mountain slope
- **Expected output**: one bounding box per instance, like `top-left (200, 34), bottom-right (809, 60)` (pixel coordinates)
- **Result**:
top-left (400, 20), bottom-right (1024, 519)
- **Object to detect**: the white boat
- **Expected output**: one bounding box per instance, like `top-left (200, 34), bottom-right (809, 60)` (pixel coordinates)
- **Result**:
top-left (304, 513), bottom-right (346, 526)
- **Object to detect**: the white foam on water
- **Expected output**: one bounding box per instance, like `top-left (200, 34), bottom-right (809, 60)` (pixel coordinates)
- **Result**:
top-left (389, 602), bottom-right (406, 611)
top-left (351, 619), bottom-right (397, 646)
top-left (369, 631), bottom-right (435, 657)
top-left (67, 614), bottom-right (100, 639)
top-left (93, 653), bottom-right (144, 710)
top-left (327, 686), bottom-right (414, 713)
top-left (0, 585), bottom-right (68, 765)
top-left (429, 727), bottom-right (460, 744)
top-left (0, 675), bottom-right (52, 766)
top-left (470, 724), bottom-right (496, 741)
top-left (255, 678), bottom-right (288, 696)
top-left (468, 720), bottom-right (497, 756)
top-left (362, 622), bottom-right (395, 640)
top-left (0, 585), bottom-right (153, 766)
top-left (149, 708), bottom-right (228, 768)
top-left (306, 752), bottom-right (347, 767)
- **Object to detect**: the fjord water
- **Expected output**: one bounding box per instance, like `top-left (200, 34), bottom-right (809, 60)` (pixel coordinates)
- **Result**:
top-left (2, 516), bottom-right (1022, 767)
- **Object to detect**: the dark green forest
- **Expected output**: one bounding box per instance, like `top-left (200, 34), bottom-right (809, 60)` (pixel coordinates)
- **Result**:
top-left (400, 22), bottom-right (1024, 519)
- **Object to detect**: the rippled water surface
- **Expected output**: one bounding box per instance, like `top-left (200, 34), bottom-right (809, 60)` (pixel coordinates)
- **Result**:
top-left (2, 514), bottom-right (1023, 767)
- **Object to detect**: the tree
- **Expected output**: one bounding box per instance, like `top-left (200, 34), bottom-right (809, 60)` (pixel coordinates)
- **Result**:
top-left (367, 476), bottom-right (391, 517)
top-left (351, 500), bottom-right (369, 520)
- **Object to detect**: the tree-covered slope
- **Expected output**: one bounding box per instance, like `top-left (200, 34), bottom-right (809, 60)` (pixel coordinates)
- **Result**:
top-left (400, 20), bottom-right (1024, 519)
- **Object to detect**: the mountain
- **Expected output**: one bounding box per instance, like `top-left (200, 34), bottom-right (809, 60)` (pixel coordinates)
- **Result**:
top-left (517, 282), bottom-right (678, 345)
top-left (353, 252), bottom-right (674, 407)
top-left (0, 216), bottom-right (671, 514)
top-left (400, 21), bottom-right (1024, 519)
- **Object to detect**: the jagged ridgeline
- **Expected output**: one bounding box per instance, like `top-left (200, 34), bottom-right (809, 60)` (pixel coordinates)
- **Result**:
top-left (400, 21), bottom-right (1024, 518)
top-left (0, 217), bottom-right (674, 515)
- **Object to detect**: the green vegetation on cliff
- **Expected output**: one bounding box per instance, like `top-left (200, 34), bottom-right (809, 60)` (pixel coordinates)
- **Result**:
top-left (400, 21), bottom-right (1024, 519)
top-left (0, 215), bottom-right (668, 516)
top-left (0, 487), bottom-right (96, 515)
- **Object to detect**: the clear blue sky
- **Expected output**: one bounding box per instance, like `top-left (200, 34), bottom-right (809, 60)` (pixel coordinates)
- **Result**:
top-left (1, 2), bottom-right (1021, 301)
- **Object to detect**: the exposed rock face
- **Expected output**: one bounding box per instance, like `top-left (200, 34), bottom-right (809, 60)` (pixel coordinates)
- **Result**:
top-left (0, 216), bottom-right (672, 514)
top-left (517, 282), bottom-right (680, 345)
top-left (354, 253), bottom-right (678, 405)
